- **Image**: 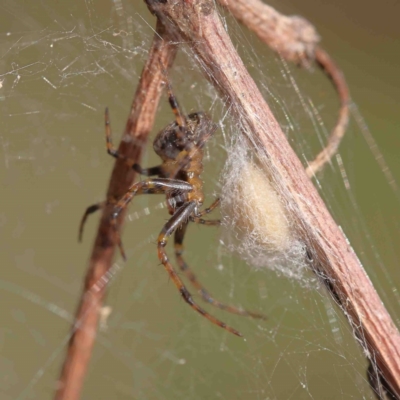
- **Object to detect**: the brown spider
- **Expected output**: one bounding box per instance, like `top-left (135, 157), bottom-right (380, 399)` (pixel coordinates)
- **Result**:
top-left (79, 78), bottom-right (265, 337)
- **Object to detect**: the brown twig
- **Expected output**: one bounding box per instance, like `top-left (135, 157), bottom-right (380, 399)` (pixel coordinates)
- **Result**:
top-left (54, 21), bottom-right (177, 400)
top-left (217, 0), bottom-right (350, 177)
top-left (145, 0), bottom-right (400, 397)
top-left (308, 46), bottom-right (350, 176)
top-left (218, 0), bottom-right (320, 66)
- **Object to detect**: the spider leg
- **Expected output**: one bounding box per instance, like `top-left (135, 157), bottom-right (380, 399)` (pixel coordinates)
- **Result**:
top-left (190, 198), bottom-right (220, 226)
top-left (166, 81), bottom-right (186, 129)
top-left (104, 107), bottom-right (162, 176)
top-left (78, 201), bottom-right (105, 242)
top-left (196, 198), bottom-right (220, 217)
top-left (159, 62), bottom-right (186, 129)
top-left (158, 202), bottom-right (243, 337)
top-left (190, 218), bottom-right (220, 226)
top-left (112, 178), bottom-right (193, 260)
top-left (175, 220), bottom-right (266, 320)
top-left (79, 109), bottom-right (164, 244)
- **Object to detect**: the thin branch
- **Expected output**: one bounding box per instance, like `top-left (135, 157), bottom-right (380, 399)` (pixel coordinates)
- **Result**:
top-left (54, 21), bottom-right (177, 400)
top-left (308, 46), bottom-right (350, 176)
top-left (217, 0), bottom-right (350, 177)
top-left (145, 0), bottom-right (400, 397)
top-left (218, 0), bottom-right (320, 66)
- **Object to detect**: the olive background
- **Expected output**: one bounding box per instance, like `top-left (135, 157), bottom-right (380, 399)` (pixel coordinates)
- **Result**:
top-left (1, 1), bottom-right (399, 399)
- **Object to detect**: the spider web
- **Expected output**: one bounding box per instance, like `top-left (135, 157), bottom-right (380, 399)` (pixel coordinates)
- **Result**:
top-left (1, 1), bottom-right (400, 399)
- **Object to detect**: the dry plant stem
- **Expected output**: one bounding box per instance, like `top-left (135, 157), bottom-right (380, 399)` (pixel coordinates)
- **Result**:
top-left (307, 46), bottom-right (350, 176)
top-left (54, 21), bottom-right (177, 400)
top-left (218, 0), bottom-right (320, 66)
top-left (145, 0), bottom-right (400, 396)
top-left (217, 0), bottom-right (350, 177)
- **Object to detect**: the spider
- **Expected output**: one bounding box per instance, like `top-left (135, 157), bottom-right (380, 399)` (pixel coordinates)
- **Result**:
top-left (79, 75), bottom-right (266, 337)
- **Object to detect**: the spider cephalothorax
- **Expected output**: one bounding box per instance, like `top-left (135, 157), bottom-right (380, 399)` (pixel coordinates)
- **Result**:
top-left (153, 112), bottom-right (216, 162)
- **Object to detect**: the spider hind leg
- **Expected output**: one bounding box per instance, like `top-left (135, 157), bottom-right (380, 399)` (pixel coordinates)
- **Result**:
top-left (158, 202), bottom-right (243, 337)
top-left (175, 220), bottom-right (266, 320)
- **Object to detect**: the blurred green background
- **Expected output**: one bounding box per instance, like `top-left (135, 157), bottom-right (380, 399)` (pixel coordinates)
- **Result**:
top-left (1, 1), bottom-right (399, 399)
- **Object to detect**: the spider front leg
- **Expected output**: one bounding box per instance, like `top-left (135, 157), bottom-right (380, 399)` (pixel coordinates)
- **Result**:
top-left (158, 202), bottom-right (243, 337)
top-left (105, 107), bottom-right (162, 176)
top-left (175, 221), bottom-right (266, 320)
top-left (78, 109), bottom-right (163, 242)
top-left (112, 178), bottom-right (193, 260)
